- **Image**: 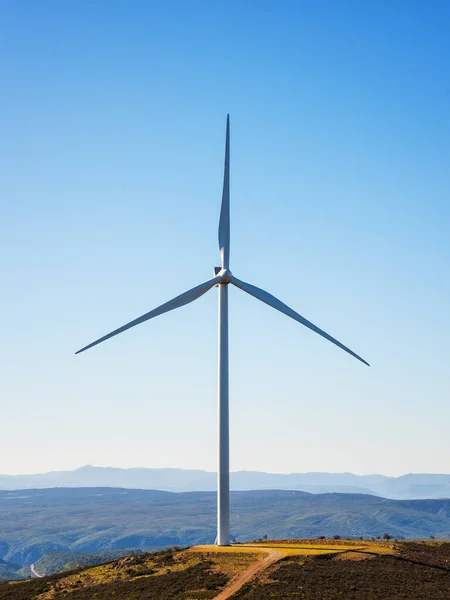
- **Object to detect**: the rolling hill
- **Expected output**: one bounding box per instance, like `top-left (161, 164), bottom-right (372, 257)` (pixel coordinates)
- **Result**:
top-left (2, 487), bottom-right (450, 571)
top-left (1, 540), bottom-right (450, 599)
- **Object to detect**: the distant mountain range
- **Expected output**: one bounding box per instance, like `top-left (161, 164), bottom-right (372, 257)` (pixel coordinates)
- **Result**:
top-left (1, 466), bottom-right (450, 499)
top-left (2, 487), bottom-right (450, 569)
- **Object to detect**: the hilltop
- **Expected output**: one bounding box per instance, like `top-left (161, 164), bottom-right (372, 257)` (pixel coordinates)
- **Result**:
top-left (2, 466), bottom-right (450, 499)
top-left (2, 487), bottom-right (450, 572)
top-left (1, 540), bottom-right (449, 599)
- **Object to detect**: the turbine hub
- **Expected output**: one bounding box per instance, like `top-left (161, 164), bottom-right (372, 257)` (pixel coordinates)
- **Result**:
top-left (214, 267), bottom-right (232, 284)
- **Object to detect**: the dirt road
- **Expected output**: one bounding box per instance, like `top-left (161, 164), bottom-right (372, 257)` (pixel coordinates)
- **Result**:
top-left (213, 550), bottom-right (283, 600)
top-left (190, 540), bottom-right (390, 599)
top-left (30, 563), bottom-right (43, 578)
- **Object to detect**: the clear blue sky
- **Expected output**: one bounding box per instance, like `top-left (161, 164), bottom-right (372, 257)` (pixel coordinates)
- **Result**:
top-left (1, 1), bottom-right (449, 477)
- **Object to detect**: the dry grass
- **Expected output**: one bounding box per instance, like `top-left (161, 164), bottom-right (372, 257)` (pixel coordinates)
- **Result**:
top-left (334, 551), bottom-right (377, 561)
top-left (4, 540), bottom-right (433, 600)
top-left (192, 539), bottom-right (395, 558)
top-left (185, 550), bottom-right (261, 578)
top-left (37, 550), bottom-right (207, 599)
top-left (192, 546), bottom-right (266, 555)
top-left (240, 544), bottom-right (344, 556)
top-left (230, 544), bottom-right (450, 600)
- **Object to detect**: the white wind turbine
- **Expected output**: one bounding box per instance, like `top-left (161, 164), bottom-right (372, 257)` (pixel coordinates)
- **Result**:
top-left (76, 115), bottom-right (369, 546)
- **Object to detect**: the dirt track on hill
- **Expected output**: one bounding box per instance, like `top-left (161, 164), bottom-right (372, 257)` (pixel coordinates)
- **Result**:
top-left (213, 550), bottom-right (283, 600)
top-left (30, 564), bottom-right (43, 578)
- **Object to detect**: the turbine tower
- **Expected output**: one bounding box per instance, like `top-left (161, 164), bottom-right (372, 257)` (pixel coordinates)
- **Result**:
top-left (76, 115), bottom-right (369, 546)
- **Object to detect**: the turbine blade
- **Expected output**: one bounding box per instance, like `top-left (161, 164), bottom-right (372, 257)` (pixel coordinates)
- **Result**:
top-left (76, 276), bottom-right (221, 354)
top-left (218, 114), bottom-right (230, 269)
top-left (231, 276), bottom-right (369, 366)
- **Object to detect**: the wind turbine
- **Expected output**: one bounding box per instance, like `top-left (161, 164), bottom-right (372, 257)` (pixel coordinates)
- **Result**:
top-left (76, 115), bottom-right (369, 546)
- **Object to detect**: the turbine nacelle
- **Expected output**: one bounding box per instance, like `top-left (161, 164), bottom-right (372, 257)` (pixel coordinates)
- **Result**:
top-left (214, 267), bottom-right (232, 284)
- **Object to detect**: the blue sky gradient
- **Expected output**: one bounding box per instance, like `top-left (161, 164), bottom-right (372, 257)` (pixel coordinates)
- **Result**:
top-left (1, 1), bottom-right (449, 476)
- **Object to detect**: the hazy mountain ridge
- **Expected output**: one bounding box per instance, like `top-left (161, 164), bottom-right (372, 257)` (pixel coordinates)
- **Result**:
top-left (0, 465), bottom-right (450, 500)
top-left (2, 466), bottom-right (450, 499)
top-left (2, 487), bottom-right (450, 570)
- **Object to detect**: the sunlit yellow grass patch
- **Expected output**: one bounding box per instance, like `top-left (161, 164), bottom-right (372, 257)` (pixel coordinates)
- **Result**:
top-left (192, 539), bottom-right (395, 559)
top-left (241, 544), bottom-right (345, 555)
top-left (191, 545), bottom-right (268, 554)
top-left (242, 540), bottom-right (395, 554)
top-left (334, 551), bottom-right (377, 561)
top-left (38, 552), bottom-right (197, 599)
top-left (192, 543), bottom-right (346, 558)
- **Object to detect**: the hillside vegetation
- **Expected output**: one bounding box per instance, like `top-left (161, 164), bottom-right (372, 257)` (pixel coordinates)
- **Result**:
top-left (2, 488), bottom-right (450, 568)
top-left (231, 540), bottom-right (450, 599)
top-left (1, 541), bottom-right (449, 599)
top-left (26, 548), bottom-right (154, 576)
top-left (0, 547), bottom-right (253, 600)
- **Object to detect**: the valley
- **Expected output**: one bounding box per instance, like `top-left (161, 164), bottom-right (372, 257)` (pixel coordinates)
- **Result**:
top-left (1, 487), bottom-right (450, 577)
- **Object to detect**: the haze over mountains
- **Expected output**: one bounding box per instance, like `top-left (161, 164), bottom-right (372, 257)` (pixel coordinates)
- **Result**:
top-left (2, 466), bottom-right (450, 499)
top-left (2, 487), bottom-right (450, 570)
